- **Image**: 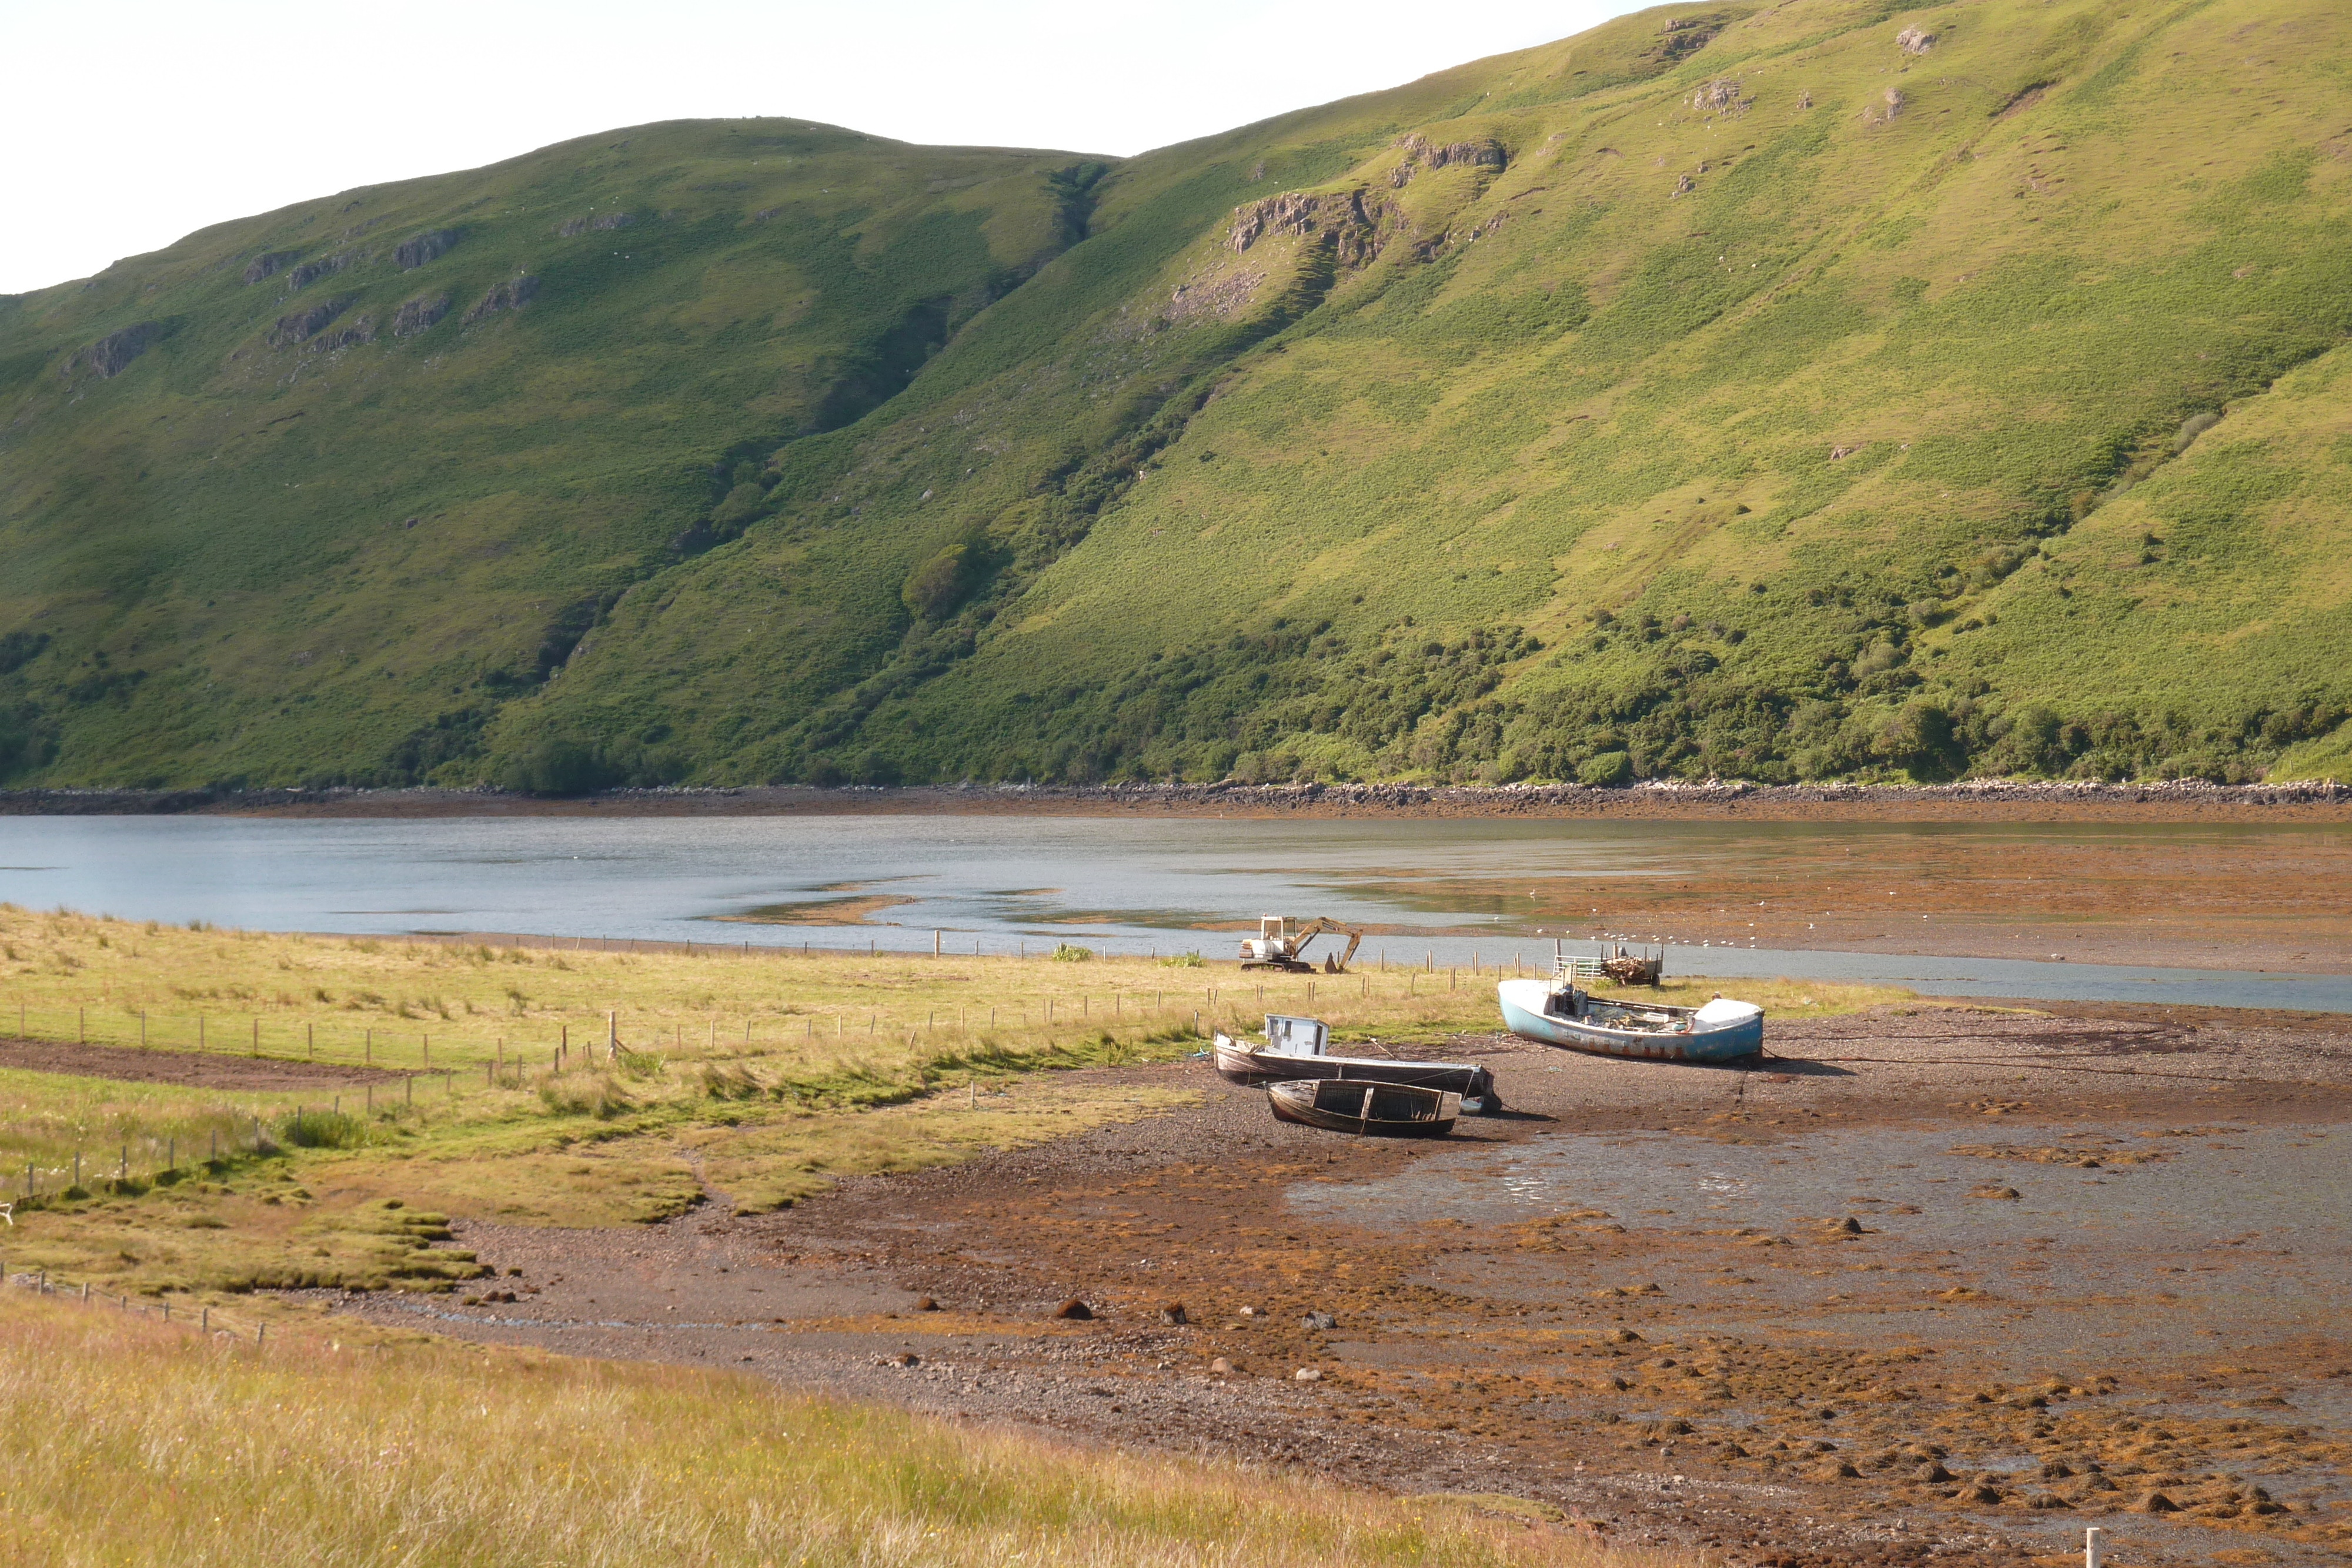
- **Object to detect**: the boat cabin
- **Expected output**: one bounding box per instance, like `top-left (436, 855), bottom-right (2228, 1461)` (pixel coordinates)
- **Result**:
top-left (1262, 1013), bottom-right (1328, 1057)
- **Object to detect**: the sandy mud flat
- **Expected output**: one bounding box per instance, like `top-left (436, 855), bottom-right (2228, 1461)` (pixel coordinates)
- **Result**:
top-left (326, 1002), bottom-right (2352, 1567)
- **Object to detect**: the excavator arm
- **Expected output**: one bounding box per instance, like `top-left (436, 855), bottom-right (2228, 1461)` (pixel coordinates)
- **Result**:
top-left (1291, 918), bottom-right (1364, 974)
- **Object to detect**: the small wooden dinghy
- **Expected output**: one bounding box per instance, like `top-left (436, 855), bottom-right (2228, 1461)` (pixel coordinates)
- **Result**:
top-left (1212, 1014), bottom-right (1497, 1109)
top-left (1496, 975), bottom-right (1763, 1063)
top-left (1267, 1078), bottom-right (1461, 1136)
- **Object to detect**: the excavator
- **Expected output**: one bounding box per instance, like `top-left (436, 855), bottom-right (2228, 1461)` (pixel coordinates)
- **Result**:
top-left (1237, 915), bottom-right (1363, 974)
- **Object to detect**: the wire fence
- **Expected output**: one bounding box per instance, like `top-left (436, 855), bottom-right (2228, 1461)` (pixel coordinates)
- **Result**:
top-left (0, 950), bottom-right (1516, 1198)
top-left (1, 1262), bottom-right (268, 1346)
top-left (5, 954), bottom-right (1512, 1072)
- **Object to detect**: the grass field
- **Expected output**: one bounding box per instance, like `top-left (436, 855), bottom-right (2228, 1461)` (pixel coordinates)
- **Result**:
top-left (0, 1295), bottom-right (1688, 1567)
top-left (5, 0), bottom-right (2350, 790)
top-left (0, 902), bottom-right (1911, 1298)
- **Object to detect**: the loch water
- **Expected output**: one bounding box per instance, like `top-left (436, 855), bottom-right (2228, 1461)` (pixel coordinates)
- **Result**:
top-left (4, 814), bottom-right (2347, 1012)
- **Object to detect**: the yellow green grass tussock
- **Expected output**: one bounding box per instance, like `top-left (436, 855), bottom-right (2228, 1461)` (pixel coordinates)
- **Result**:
top-left (0, 1296), bottom-right (1684, 1568)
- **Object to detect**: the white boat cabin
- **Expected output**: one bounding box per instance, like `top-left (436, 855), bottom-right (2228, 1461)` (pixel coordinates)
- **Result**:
top-left (1261, 1014), bottom-right (1329, 1057)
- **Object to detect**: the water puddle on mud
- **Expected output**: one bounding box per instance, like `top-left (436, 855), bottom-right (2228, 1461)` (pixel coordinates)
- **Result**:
top-left (1289, 1121), bottom-right (2350, 1372)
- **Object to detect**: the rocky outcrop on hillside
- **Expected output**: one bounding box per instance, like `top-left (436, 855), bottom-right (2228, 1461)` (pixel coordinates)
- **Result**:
top-left (1228, 189), bottom-right (1392, 266)
top-left (462, 275), bottom-right (539, 325)
top-left (1388, 134), bottom-right (1507, 188)
top-left (242, 251), bottom-right (299, 285)
top-left (389, 293), bottom-right (450, 337)
top-left (1653, 15), bottom-right (1721, 62)
top-left (266, 297), bottom-right (353, 347)
top-left (310, 318), bottom-right (375, 352)
top-left (1896, 26), bottom-right (1937, 55)
top-left (1690, 79), bottom-right (1749, 115)
top-left (556, 212), bottom-right (636, 236)
top-left (395, 229), bottom-right (459, 269)
top-left (285, 253), bottom-right (355, 290)
top-left (59, 322), bottom-right (161, 379)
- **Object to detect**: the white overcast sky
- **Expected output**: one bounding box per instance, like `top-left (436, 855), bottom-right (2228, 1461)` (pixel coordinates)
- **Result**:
top-left (1, 0), bottom-right (1639, 296)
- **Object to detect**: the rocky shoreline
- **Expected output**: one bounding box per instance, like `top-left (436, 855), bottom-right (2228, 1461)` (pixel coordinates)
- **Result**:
top-left (5, 775), bottom-right (2348, 819)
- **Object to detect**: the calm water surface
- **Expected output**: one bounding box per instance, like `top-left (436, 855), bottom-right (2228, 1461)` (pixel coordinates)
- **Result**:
top-left (4, 815), bottom-right (2347, 1012)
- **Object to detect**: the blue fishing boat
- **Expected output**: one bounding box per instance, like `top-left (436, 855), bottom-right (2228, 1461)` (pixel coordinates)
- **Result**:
top-left (1496, 974), bottom-right (1763, 1063)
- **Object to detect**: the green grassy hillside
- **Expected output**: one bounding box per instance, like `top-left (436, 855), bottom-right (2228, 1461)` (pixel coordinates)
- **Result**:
top-left (0, 121), bottom-right (1100, 786)
top-left (7, 0), bottom-right (2351, 789)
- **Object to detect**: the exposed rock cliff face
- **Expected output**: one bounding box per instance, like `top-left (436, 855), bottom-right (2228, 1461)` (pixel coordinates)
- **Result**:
top-left (285, 253), bottom-right (355, 289)
top-left (1653, 15), bottom-right (1722, 62)
top-left (1228, 188), bottom-right (1392, 267)
top-left (309, 318), bottom-right (375, 352)
top-left (1402, 134), bottom-right (1506, 171)
top-left (462, 275), bottom-right (539, 325)
top-left (395, 229), bottom-right (459, 270)
top-left (389, 293), bottom-right (450, 337)
top-left (1388, 134), bottom-right (1507, 188)
top-left (242, 251), bottom-right (299, 285)
top-left (266, 297), bottom-right (353, 347)
top-left (556, 212), bottom-right (636, 236)
top-left (59, 322), bottom-right (161, 379)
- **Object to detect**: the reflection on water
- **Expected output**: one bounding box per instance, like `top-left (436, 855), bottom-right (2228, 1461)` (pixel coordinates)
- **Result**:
top-left (3, 814), bottom-right (2348, 1011)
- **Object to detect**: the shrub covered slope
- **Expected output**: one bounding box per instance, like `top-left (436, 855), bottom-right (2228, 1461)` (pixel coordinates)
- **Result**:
top-left (5, 0), bottom-right (2350, 788)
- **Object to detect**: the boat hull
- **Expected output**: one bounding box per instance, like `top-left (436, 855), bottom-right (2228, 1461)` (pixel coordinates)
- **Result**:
top-left (1267, 1078), bottom-right (1459, 1136)
top-left (1212, 1037), bottom-right (1494, 1099)
top-left (1495, 979), bottom-right (1763, 1064)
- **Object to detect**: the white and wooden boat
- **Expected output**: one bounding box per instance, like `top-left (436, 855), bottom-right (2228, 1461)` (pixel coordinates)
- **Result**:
top-left (1496, 973), bottom-right (1763, 1063)
top-left (1267, 1078), bottom-right (1460, 1136)
top-left (1211, 1014), bottom-right (1496, 1110)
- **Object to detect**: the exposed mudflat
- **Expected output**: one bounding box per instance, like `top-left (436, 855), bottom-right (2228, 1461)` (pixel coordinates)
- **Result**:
top-left (326, 1002), bottom-right (2352, 1567)
top-left (1391, 829), bottom-right (2352, 975)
